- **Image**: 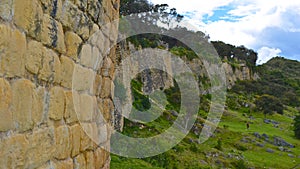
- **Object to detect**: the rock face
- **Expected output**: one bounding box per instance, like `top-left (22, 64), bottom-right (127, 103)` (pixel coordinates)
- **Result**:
top-left (0, 0), bottom-right (119, 168)
top-left (222, 61), bottom-right (258, 88)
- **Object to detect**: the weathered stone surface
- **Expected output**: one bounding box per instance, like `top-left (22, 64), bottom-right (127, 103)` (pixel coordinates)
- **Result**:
top-left (80, 123), bottom-right (94, 152)
top-left (93, 75), bottom-right (102, 96)
top-left (54, 126), bottom-right (71, 159)
top-left (74, 153), bottom-right (87, 169)
top-left (98, 98), bottom-right (113, 122)
top-left (85, 151), bottom-right (95, 169)
top-left (90, 24), bottom-right (100, 36)
top-left (12, 79), bottom-right (35, 131)
top-left (38, 48), bottom-right (56, 82)
top-left (97, 123), bottom-right (108, 145)
top-left (40, 14), bottom-right (66, 53)
top-left (70, 124), bottom-right (81, 157)
top-left (0, 24), bottom-right (26, 77)
top-left (25, 41), bottom-right (44, 74)
top-left (65, 31), bottom-right (82, 61)
top-left (24, 128), bottom-right (55, 169)
top-left (60, 55), bottom-right (75, 88)
top-left (76, 94), bottom-right (95, 122)
top-left (59, 1), bottom-right (91, 40)
top-left (40, 0), bottom-right (63, 19)
top-left (94, 147), bottom-right (109, 169)
top-left (91, 46), bottom-right (102, 70)
top-left (0, 0), bottom-right (13, 21)
top-left (90, 31), bottom-right (105, 55)
top-left (53, 54), bottom-right (62, 84)
top-left (87, 0), bottom-right (101, 22)
top-left (101, 57), bottom-right (114, 78)
top-left (48, 86), bottom-right (65, 121)
top-left (0, 134), bottom-right (29, 168)
top-left (14, 0), bottom-right (43, 37)
top-left (73, 65), bottom-right (95, 91)
top-left (73, 0), bottom-right (88, 10)
top-left (32, 87), bottom-right (46, 126)
top-left (53, 158), bottom-right (73, 169)
top-left (80, 44), bottom-right (93, 68)
top-left (64, 91), bottom-right (78, 124)
top-left (58, 0), bottom-right (78, 29)
top-left (0, 78), bottom-right (13, 131)
top-left (100, 77), bottom-right (112, 98)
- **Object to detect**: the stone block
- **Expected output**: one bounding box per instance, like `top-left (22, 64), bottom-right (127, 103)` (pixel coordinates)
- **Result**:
top-left (32, 87), bottom-right (45, 126)
top-left (85, 151), bottom-right (95, 169)
top-left (76, 94), bottom-right (95, 122)
top-left (64, 91), bottom-right (78, 124)
top-left (73, 65), bottom-right (95, 92)
top-left (25, 41), bottom-right (44, 75)
top-left (40, 14), bottom-right (66, 53)
top-left (14, 0), bottom-right (43, 37)
top-left (0, 134), bottom-right (29, 168)
top-left (0, 0), bottom-right (13, 21)
top-left (0, 24), bottom-right (26, 77)
top-left (12, 79), bottom-right (35, 131)
top-left (65, 31), bottom-right (82, 61)
top-left (101, 57), bottom-right (114, 78)
top-left (74, 153), bottom-right (87, 169)
top-left (80, 123), bottom-right (94, 152)
top-left (54, 125), bottom-right (71, 159)
top-left (53, 54), bottom-right (62, 84)
top-left (80, 44), bottom-right (93, 68)
top-left (0, 78), bottom-right (13, 131)
top-left (100, 77), bottom-right (112, 98)
top-left (93, 75), bottom-right (102, 96)
top-left (38, 48), bottom-right (57, 82)
top-left (94, 147), bottom-right (109, 169)
top-left (48, 86), bottom-right (65, 121)
top-left (24, 127), bottom-right (55, 169)
top-left (87, 0), bottom-right (101, 22)
top-left (40, 0), bottom-right (63, 19)
top-left (60, 55), bottom-right (75, 88)
top-left (70, 124), bottom-right (81, 157)
top-left (97, 98), bottom-right (113, 122)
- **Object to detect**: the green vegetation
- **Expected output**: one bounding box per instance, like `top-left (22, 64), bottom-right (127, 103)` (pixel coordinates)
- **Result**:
top-left (111, 56), bottom-right (300, 169)
top-left (112, 1), bottom-right (300, 168)
top-left (254, 94), bottom-right (284, 117)
top-left (294, 115), bottom-right (300, 139)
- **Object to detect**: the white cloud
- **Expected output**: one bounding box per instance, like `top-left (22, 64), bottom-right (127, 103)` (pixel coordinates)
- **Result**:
top-left (149, 0), bottom-right (234, 15)
top-left (257, 47), bottom-right (282, 65)
top-left (149, 0), bottom-right (300, 62)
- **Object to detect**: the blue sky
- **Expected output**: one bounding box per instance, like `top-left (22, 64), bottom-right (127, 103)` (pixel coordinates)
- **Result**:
top-left (149, 0), bottom-right (300, 64)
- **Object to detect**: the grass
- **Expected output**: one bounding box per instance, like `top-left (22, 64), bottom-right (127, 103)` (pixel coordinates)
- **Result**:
top-left (111, 79), bottom-right (300, 168)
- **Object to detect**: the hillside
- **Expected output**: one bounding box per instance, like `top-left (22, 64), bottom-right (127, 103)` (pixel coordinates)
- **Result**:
top-left (110, 1), bottom-right (300, 168)
top-left (111, 47), bottom-right (300, 168)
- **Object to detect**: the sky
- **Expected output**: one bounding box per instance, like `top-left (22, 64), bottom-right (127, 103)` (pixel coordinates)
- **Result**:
top-left (149, 0), bottom-right (300, 64)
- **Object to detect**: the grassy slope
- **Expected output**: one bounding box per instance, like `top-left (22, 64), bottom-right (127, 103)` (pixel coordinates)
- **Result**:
top-left (111, 58), bottom-right (300, 169)
top-left (111, 107), bottom-right (300, 168)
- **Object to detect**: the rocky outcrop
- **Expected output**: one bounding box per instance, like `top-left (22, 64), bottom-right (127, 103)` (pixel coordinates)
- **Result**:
top-left (0, 0), bottom-right (119, 168)
top-left (222, 61), bottom-right (258, 88)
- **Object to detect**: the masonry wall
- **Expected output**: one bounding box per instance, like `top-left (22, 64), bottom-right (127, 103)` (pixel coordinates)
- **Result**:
top-left (0, 0), bottom-right (119, 168)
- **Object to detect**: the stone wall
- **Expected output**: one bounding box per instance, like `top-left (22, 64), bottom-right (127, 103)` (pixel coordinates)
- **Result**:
top-left (0, 0), bottom-right (119, 168)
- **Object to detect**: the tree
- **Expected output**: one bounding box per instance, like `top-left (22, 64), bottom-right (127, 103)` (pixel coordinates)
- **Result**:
top-left (254, 94), bottom-right (284, 117)
top-left (294, 114), bottom-right (300, 139)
